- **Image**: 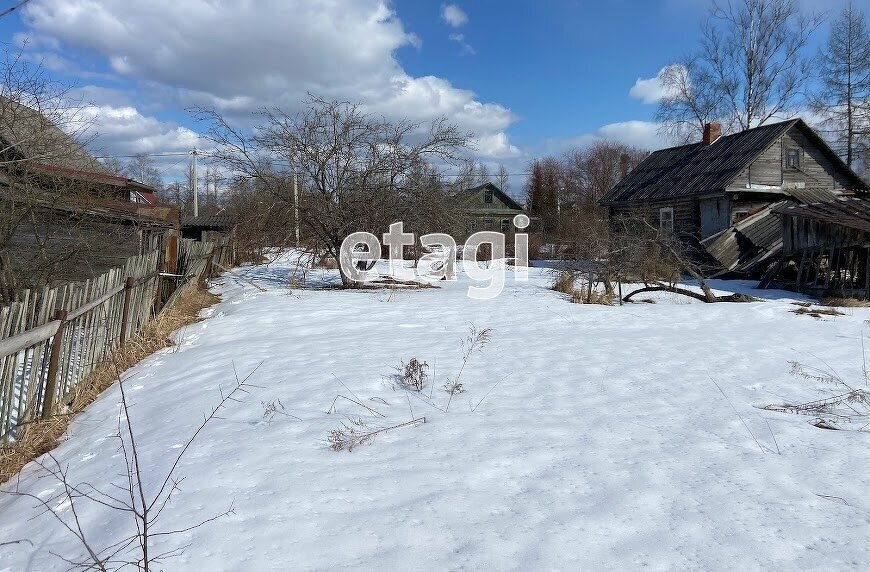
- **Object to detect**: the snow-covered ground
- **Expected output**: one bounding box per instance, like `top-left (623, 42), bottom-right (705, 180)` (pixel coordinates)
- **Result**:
top-left (2, 253), bottom-right (870, 570)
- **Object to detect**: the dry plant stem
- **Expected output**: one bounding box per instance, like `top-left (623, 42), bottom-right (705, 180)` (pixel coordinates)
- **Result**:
top-left (446, 327), bottom-right (491, 413)
top-left (709, 376), bottom-right (766, 454)
top-left (3, 360), bottom-right (260, 570)
top-left (327, 394), bottom-right (386, 418)
top-left (330, 417), bottom-right (426, 452)
top-left (765, 419), bottom-right (781, 455)
top-left (471, 380), bottom-right (501, 413)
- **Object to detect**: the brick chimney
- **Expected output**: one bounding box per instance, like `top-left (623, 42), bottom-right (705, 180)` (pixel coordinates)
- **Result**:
top-left (702, 122), bottom-right (722, 146)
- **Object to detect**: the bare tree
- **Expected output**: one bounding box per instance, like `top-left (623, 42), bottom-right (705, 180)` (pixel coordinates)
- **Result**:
top-left (810, 2), bottom-right (870, 167)
top-left (562, 141), bottom-right (647, 205)
top-left (495, 163), bottom-right (510, 192)
top-left (657, 0), bottom-right (822, 141)
top-left (0, 45), bottom-right (134, 297)
top-left (475, 162), bottom-right (490, 185)
top-left (655, 59), bottom-right (731, 143)
top-left (125, 153), bottom-right (162, 190)
top-left (454, 157), bottom-right (476, 190)
top-left (198, 96), bottom-right (470, 286)
top-left (100, 156), bottom-right (125, 176)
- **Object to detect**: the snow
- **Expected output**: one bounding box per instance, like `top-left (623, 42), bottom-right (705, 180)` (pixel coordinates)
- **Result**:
top-left (2, 252), bottom-right (870, 570)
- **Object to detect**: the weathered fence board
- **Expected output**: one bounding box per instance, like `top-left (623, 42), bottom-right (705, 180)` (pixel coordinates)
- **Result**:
top-left (0, 236), bottom-right (231, 444)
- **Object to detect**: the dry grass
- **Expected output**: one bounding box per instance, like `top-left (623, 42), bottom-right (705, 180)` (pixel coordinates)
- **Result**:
top-left (822, 297), bottom-right (870, 308)
top-left (570, 289), bottom-right (615, 306)
top-left (790, 305), bottom-right (845, 318)
top-left (551, 271), bottom-right (576, 295)
top-left (0, 284), bottom-right (220, 486)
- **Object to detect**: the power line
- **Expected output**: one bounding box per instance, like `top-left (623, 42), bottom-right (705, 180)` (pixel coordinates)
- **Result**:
top-left (94, 151), bottom-right (191, 159)
top-left (0, 0), bottom-right (32, 19)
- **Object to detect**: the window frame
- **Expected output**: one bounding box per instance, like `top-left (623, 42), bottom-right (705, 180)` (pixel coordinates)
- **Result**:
top-left (484, 218), bottom-right (494, 231)
top-left (786, 148), bottom-right (801, 169)
top-left (500, 218), bottom-right (511, 233)
top-left (484, 189), bottom-right (494, 204)
top-left (659, 207), bottom-right (674, 234)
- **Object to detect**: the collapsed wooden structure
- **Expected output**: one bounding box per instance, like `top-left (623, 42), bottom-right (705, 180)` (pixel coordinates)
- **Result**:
top-left (767, 198), bottom-right (870, 298)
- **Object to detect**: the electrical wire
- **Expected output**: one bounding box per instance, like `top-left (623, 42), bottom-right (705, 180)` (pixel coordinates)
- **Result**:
top-left (0, 0), bottom-right (32, 19)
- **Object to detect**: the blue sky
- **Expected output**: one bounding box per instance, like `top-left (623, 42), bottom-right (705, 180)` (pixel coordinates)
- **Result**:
top-left (0, 0), bottom-right (864, 189)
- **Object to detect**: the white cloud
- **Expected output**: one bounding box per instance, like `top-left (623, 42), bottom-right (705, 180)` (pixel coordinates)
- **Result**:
top-left (595, 120), bottom-right (668, 149)
top-left (22, 0), bottom-right (515, 166)
top-left (72, 103), bottom-right (207, 179)
top-left (448, 33), bottom-right (475, 55)
top-left (441, 4), bottom-right (468, 27)
top-left (81, 105), bottom-right (203, 155)
top-left (472, 132), bottom-right (521, 158)
top-left (540, 120), bottom-right (669, 156)
top-left (629, 65), bottom-right (685, 104)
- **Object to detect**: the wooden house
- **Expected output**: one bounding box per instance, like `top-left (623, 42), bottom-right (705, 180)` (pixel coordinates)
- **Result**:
top-left (600, 119), bottom-right (868, 275)
top-left (455, 182), bottom-right (526, 240)
top-left (0, 97), bottom-right (178, 289)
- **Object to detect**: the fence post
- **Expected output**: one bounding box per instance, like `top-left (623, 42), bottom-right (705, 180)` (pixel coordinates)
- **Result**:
top-left (154, 261), bottom-right (165, 315)
top-left (41, 309), bottom-right (68, 420)
top-left (120, 276), bottom-right (135, 345)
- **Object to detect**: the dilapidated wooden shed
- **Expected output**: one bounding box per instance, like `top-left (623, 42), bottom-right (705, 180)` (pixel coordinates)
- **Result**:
top-left (769, 198), bottom-right (870, 298)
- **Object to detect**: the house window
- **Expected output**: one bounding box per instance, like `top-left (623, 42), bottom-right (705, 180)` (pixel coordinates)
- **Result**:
top-left (484, 218), bottom-right (493, 231)
top-left (501, 218), bottom-right (511, 232)
top-left (786, 148), bottom-right (801, 169)
top-left (484, 189), bottom-right (494, 204)
top-left (467, 218), bottom-right (477, 234)
top-left (659, 207), bottom-right (674, 234)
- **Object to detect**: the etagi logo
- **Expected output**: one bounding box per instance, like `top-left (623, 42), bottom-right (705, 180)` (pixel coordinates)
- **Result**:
top-left (339, 214), bottom-right (531, 300)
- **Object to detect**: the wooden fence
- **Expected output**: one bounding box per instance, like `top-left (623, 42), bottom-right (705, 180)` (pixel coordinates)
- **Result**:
top-left (0, 236), bottom-right (231, 444)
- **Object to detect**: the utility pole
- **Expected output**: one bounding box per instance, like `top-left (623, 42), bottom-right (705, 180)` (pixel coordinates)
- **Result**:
top-left (293, 170), bottom-right (300, 246)
top-left (191, 149), bottom-right (198, 217)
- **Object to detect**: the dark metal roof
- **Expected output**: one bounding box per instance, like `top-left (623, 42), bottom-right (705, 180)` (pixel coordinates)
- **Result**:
top-left (600, 119), bottom-right (868, 205)
top-left (181, 215), bottom-right (237, 229)
top-left (772, 197), bottom-right (870, 234)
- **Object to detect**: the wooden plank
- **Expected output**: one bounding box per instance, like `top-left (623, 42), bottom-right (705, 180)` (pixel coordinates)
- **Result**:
top-left (0, 320), bottom-right (61, 359)
top-left (66, 282), bottom-right (125, 321)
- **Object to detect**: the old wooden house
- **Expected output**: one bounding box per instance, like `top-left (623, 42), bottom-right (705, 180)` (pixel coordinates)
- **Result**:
top-left (455, 182), bottom-right (526, 240)
top-left (600, 119), bottom-right (868, 275)
top-left (0, 97), bottom-right (177, 291)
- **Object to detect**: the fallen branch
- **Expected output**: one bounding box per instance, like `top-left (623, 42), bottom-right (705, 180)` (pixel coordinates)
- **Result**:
top-left (623, 284), bottom-right (757, 303)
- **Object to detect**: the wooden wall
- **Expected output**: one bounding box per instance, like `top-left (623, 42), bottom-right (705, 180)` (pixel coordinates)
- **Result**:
top-left (4, 209), bottom-right (167, 286)
top-left (733, 125), bottom-right (855, 190)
